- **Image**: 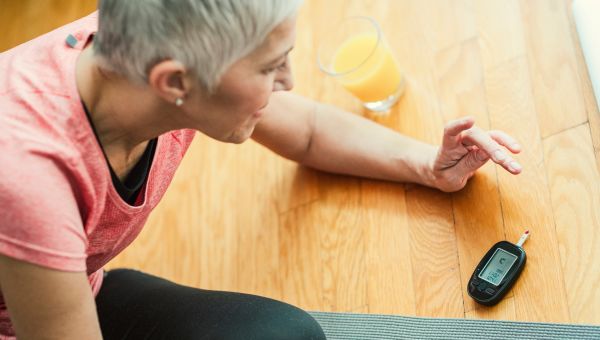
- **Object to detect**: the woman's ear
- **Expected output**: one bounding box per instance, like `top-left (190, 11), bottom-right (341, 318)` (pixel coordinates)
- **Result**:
top-left (147, 60), bottom-right (191, 105)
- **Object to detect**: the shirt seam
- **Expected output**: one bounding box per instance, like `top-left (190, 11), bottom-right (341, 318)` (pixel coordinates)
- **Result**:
top-left (0, 234), bottom-right (86, 260)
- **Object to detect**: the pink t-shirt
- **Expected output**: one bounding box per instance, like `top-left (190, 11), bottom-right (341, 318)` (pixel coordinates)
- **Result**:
top-left (0, 12), bottom-right (196, 337)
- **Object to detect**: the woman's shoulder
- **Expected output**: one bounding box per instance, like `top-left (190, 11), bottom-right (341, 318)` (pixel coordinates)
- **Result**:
top-left (0, 12), bottom-right (101, 165)
top-left (0, 12), bottom-right (98, 99)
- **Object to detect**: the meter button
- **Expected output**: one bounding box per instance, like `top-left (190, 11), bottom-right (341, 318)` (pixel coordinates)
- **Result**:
top-left (477, 282), bottom-right (487, 292)
top-left (484, 287), bottom-right (496, 295)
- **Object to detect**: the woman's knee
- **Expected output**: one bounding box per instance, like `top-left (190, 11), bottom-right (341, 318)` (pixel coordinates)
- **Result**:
top-left (248, 298), bottom-right (326, 340)
top-left (167, 291), bottom-right (326, 340)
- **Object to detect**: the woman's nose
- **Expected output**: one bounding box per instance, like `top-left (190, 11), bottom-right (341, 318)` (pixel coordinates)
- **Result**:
top-left (273, 66), bottom-right (294, 92)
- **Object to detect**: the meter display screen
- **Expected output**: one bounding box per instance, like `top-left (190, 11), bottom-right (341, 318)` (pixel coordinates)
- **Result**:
top-left (477, 248), bottom-right (518, 286)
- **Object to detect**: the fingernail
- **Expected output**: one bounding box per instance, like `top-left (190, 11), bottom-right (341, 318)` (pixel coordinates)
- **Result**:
top-left (511, 143), bottom-right (521, 150)
top-left (475, 150), bottom-right (489, 161)
top-left (493, 150), bottom-right (506, 161)
top-left (508, 161), bottom-right (522, 172)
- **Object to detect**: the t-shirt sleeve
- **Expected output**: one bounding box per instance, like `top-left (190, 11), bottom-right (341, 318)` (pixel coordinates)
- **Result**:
top-left (0, 148), bottom-right (87, 272)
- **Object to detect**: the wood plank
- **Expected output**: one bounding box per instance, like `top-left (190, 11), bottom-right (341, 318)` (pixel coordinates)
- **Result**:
top-left (543, 123), bottom-right (600, 324)
top-left (356, 0), bottom-right (465, 318)
top-left (415, 0), bottom-right (477, 53)
top-left (566, 0), bottom-right (600, 172)
top-left (474, 0), bottom-right (527, 70)
top-left (382, 0), bottom-right (463, 318)
top-left (484, 56), bottom-right (570, 322)
top-left (317, 173), bottom-right (366, 312)
top-left (476, 2), bottom-right (570, 321)
top-left (0, 0), bottom-right (97, 52)
top-left (278, 202), bottom-right (325, 311)
top-left (466, 296), bottom-right (518, 321)
top-left (435, 38), bottom-right (488, 125)
top-left (385, 35), bottom-right (445, 144)
top-left (521, 0), bottom-right (587, 138)
top-left (406, 187), bottom-right (464, 317)
top-left (361, 180), bottom-right (416, 315)
top-left (435, 38), bottom-right (516, 319)
top-left (233, 142), bottom-right (283, 299)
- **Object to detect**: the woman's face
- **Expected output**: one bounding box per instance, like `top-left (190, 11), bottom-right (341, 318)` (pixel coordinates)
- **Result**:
top-left (184, 16), bottom-right (297, 143)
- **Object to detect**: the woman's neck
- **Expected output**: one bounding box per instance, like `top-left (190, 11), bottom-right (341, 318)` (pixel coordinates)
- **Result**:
top-left (75, 45), bottom-right (178, 178)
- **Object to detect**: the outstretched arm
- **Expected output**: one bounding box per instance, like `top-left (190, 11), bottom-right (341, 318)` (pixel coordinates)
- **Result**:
top-left (252, 92), bottom-right (521, 192)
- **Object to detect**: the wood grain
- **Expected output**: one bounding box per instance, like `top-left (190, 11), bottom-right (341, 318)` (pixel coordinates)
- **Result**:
top-left (279, 201), bottom-right (325, 310)
top-left (543, 123), bottom-right (600, 323)
top-left (484, 56), bottom-right (570, 322)
top-left (474, 0), bottom-right (526, 70)
top-left (316, 173), bottom-right (366, 312)
top-left (566, 0), bottom-right (600, 173)
top-left (435, 38), bottom-right (515, 319)
top-left (521, 0), bottom-right (587, 138)
top-left (0, 0), bottom-right (97, 51)
top-left (406, 187), bottom-right (463, 317)
top-left (361, 181), bottom-right (415, 315)
top-left (2, 0), bottom-right (599, 326)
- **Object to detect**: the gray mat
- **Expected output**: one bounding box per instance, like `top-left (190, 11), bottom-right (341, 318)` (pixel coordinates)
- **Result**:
top-left (309, 311), bottom-right (600, 340)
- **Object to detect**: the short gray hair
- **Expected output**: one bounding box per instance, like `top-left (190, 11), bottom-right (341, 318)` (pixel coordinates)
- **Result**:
top-left (94, 0), bottom-right (302, 92)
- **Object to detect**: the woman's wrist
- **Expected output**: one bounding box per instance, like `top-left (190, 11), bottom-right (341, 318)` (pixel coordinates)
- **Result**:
top-left (414, 144), bottom-right (439, 189)
top-left (389, 141), bottom-right (439, 189)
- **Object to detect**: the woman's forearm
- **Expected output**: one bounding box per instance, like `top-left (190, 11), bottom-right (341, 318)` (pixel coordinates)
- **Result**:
top-left (300, 102), bottom-right (438, 187)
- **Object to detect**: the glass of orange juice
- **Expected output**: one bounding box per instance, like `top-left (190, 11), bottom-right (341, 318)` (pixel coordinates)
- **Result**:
top-left (317, 16), bottom-right (406, 113)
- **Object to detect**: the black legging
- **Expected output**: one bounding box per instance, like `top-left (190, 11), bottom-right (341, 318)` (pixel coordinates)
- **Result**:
top-left (96, 269), bottom-right (326, 340)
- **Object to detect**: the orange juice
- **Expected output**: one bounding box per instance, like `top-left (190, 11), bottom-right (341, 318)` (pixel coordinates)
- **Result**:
top-left (332, 33), bottom-right (402, 103)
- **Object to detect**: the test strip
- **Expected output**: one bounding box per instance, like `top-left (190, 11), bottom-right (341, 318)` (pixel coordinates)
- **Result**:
top-left (516, 230), bottom-right (530, 247)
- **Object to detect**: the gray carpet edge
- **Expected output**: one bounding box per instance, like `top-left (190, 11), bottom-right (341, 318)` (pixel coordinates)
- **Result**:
top-left (308, 311), bottom-right (600, 340)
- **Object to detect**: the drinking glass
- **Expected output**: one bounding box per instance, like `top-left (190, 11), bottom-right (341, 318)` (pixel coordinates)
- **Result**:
top-left (317, 16), bottom-right (406, 113)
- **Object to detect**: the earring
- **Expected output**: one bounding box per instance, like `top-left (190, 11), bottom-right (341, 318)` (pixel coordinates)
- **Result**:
top-left (175, 98), bottom-right (184, 107)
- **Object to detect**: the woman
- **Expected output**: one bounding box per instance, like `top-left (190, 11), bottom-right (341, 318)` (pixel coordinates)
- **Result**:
top-left (0, 0), bottom-right (522, 339)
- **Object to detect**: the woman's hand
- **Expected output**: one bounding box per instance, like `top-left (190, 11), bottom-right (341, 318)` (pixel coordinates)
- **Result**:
top-left (429, 117), bottom-right (522, 192)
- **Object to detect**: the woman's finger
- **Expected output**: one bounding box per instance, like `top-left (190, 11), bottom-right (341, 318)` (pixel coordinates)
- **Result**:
top-left (461, 127), bottom-right (522, 174)
top-left (489, 130), bottom-right (522, 154)
top-left (442, 116), bottom-right (475, 149)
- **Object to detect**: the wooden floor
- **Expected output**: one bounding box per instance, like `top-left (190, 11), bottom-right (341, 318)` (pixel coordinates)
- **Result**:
top-left (2, 0), bottom-right (599, 325)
